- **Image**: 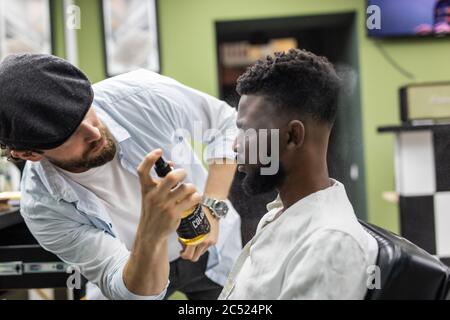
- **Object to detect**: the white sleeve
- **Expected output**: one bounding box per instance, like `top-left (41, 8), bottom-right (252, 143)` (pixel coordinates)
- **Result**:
top-left (21, 199), bottom-right (168, 300)
top-left (151, 80), bottom-right (238, 162)
top-left (279, 230), bottom-right (369, 300)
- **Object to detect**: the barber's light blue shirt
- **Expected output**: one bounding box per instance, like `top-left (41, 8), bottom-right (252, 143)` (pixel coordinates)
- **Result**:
top-left (20, 70), bottom-right (242, 300)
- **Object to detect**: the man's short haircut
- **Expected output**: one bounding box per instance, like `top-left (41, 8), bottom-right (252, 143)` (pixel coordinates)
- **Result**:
top-left (236, 48), bottom-right (341, 125)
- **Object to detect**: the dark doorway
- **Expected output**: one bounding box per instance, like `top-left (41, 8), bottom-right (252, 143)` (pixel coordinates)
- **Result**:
top-left (216, 12), bottom-right (367, 244)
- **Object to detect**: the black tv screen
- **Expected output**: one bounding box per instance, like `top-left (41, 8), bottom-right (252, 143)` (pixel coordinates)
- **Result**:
top-left (367, 0), bottom-right (450, 37)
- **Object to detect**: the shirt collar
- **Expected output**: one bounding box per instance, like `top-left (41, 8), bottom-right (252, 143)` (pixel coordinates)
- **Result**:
top-left (266, 195), bottom-right (283, 212)
top-left (263, 179), bottom-right (341, 223)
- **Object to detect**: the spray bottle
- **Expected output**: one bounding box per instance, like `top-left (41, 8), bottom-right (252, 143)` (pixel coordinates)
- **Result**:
top-left (154, 157), bottom-right (210, 245)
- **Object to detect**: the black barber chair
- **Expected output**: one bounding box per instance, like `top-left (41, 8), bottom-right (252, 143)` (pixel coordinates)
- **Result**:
top-left (360, 220), bottom-right (450, 300)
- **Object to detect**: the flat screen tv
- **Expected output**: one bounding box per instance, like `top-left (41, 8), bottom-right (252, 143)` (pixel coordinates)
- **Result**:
top-left (367, 0), bottom-right (450, 37)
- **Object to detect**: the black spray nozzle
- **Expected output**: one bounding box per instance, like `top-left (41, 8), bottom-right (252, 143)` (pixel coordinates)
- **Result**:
top-left (154, 157), bottom-right (172, 177)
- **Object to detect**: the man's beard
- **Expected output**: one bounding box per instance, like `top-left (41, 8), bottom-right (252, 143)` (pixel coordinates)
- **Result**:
top-left (50, 127), bottom-right (117, 172)
top-left (241, 163), bottom-right (286, 196)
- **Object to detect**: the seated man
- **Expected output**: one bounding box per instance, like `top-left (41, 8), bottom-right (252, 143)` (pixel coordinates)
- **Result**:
top-left (220, 49), bottom-right (379, 300)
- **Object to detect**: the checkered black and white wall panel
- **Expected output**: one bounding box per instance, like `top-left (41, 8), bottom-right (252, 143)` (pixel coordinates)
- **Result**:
top-left (394, 128), bottom-right (450, 267)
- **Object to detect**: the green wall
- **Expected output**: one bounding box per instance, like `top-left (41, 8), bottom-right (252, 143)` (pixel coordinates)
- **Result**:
top-left (50, 0), bottom-right (66, 58)
top-left (75, 0), bottom-right (106, 83)
top-left (55, 0), bottom-right (450, 232)
top-left (51, 0), bottom-right (105, 82)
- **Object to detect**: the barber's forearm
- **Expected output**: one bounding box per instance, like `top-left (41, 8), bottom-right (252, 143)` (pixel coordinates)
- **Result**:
top-left (123, 232), bottom-right (169, 297)
top-left (204, 160), bottom-right (237, 199)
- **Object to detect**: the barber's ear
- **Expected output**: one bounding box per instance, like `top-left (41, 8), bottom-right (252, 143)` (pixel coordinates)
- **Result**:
top-left (11, 151), bottom-right (44, 162)
top-left (286, 120), bottom-right (305, 150)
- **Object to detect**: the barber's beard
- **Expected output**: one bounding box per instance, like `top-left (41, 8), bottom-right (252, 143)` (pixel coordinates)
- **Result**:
top-left (241, 163), bottom-right (286, 196)
top-left (49, 127), bottom-right (117, 172)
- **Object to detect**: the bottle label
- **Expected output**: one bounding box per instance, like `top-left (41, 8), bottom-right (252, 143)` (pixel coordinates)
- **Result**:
top-left (177, 205), bottom-right (211, 239)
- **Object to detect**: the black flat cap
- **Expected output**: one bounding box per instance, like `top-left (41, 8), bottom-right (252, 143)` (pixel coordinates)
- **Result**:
top-left (0, 53), bottom-right (93, 150)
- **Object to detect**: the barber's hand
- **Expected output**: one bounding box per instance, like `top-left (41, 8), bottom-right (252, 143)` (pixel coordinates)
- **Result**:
top-left (180, 207), bottom-right (219, 262)
top-left (137, 149), bottom-right (201, 240)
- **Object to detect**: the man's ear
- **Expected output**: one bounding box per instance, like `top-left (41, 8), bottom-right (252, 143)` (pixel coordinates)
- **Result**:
top-left (286, 120), bottom-right (305, 150)
top-left (11, 151), bottom-right (44, 162)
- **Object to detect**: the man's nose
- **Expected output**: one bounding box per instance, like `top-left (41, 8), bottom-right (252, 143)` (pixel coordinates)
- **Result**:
top-left (81, 122), bottom-right (102, 144)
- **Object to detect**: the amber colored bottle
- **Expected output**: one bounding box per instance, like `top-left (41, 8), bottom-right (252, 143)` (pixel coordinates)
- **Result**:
top-left (154, 157), bottom-right (210, 245)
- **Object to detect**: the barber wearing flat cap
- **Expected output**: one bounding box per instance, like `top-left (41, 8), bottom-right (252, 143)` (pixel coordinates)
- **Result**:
top-left (0, 54), bottom-right (241, 300)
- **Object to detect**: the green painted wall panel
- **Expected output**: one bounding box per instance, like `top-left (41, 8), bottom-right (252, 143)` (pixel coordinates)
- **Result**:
top-left (50, 0), bottom-right (66, 58)
top-left (75, 0), bottom-right (106, 83)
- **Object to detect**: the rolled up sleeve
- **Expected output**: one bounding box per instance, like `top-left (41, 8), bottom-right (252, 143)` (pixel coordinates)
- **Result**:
top-left (202, 107), bottom-right (238, 162)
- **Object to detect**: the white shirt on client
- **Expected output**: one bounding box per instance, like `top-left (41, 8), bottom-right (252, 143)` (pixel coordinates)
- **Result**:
top-left (219, 179), bottom-right (379, 300)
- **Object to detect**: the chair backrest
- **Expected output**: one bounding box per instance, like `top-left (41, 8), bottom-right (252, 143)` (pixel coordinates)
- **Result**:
top-left (360, 220), bottom-right (450, 300)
